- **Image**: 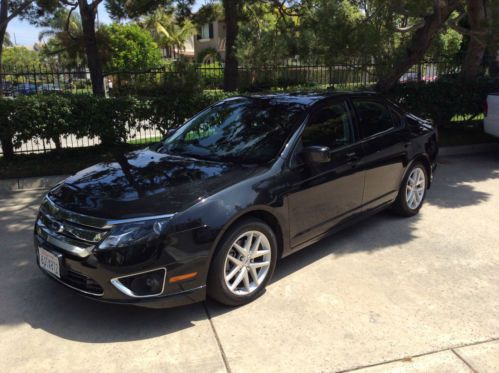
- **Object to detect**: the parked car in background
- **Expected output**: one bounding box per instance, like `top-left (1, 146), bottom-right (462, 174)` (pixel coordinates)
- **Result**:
top-left (40, 83), bottom-right (63, 93)
top-left (400, 73), bottom-right (437, 83)
top-left (0, 81), bottom-right (14, 96)
top-left (399, 72), bottom-right (419, 83)
top-left (13, 83), bottom-right (38, 96)
top-left (35, 92), bottom-right (438, 309)
top-left (484, 93), bottom-right (499, 138)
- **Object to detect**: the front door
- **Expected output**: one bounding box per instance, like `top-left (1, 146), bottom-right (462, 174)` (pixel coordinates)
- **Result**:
top-left (287, 99), bottom-right (365, 248)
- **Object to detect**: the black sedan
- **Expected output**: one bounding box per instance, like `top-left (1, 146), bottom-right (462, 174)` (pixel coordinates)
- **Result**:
top-left (35, 92), bottom-right (438, 308)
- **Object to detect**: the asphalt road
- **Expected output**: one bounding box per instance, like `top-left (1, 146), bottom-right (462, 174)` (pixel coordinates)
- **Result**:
top-left (1, 153), bottom-right (499, 373)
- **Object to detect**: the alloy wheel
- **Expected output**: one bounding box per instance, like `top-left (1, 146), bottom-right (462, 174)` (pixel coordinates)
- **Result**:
top-left (224, 230), bottom-right (272, 296)
top-left (405, 167), bottom-right (426, 210)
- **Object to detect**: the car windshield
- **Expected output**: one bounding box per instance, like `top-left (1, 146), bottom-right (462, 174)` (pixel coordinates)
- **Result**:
top-left (160, 97), bottom-right (306, 163)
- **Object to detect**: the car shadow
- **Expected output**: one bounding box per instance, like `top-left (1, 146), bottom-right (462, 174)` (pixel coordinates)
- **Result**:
top-left (0, 153), bottom-right (497, 343)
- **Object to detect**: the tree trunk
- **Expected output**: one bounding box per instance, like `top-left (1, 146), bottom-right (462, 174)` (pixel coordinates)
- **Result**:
top-left (0, 12), bottom-right (14, 159)
top-left (0, 0), bottom-right (7, 91)
top-left (461, 0), bottom-right (488, 81)
top-left (376, 0), bottom-right (459, 92)
top-left (79, 0), bottom-right (105, 96)
top-left (223, 0), bottom-right (240, 92)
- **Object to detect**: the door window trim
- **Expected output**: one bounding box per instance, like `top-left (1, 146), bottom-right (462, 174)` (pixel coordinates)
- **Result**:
top-left (287, 98), bottom-right (358, 168)
top-left (350, 98), bottom-right (398, 141)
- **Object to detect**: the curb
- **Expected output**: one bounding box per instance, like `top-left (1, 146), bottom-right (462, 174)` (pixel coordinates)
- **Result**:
top-left (1, 143), bottom-right (498, 193)
top-left (439, 142), bottom-right (499, 156)
top-left (0, 175), bottom-right (69, 193)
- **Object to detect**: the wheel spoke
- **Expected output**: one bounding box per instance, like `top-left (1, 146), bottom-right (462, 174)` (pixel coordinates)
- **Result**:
top-left (250, 234), bottom-right (262, 254)
top-left (244, 232), bottom-right (253, 251)
top-left (243, 270), bottom-right (251, 292)
top-left (227, 255), bottom-right (242, 266)
top-left (249, 265), bottom-right (259, 285)
top-left (251, 249), bottom-right (270, 259)
top-left (226, 265), bottom-right (241, 282)
top-left (233, 243), bottom-right (246, 257)
top-left (230, 267), bottom-right (246, 290)
top-left (250, 261), bottom-right (270, 269)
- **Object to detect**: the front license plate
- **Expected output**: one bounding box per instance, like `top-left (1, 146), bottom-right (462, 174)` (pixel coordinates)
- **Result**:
top-left (38, 247), bottom-right (61, 278)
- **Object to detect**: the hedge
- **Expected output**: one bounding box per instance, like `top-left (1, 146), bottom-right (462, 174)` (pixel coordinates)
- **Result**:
top-left (0, 91), bottom-right (229, 159)
top-left (1, 77), bottom-right (497, 159)
top-left (385, 76), bottom-right (499, 126)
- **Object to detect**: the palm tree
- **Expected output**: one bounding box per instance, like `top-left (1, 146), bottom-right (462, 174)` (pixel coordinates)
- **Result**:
top-left (139, 8), bottom-right (196, 58)
top-left (38, 9), bottom-right (105, 70)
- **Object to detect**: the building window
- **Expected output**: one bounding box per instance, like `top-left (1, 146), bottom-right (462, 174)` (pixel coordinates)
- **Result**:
top-left (200, 23), bottom-right (212, 39)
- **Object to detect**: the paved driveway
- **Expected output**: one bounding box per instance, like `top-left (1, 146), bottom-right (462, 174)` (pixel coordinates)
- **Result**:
top-left (1, 153), bottom-right (499, 373)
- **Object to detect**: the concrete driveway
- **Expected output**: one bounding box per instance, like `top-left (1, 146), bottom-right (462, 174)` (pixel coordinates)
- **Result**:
top-left (1, 153), bottom-right (499, 373)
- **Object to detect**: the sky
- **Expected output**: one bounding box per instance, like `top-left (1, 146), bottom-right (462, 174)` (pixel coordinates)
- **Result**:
top-left (7, 1), bottom-right (206, 47)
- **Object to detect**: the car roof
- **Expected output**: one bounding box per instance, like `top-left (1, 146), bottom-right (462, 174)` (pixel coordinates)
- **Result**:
top-left (225, 91), bottom-right (380, 107)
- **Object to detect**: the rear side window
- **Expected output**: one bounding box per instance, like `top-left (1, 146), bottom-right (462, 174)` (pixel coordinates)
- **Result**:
top-left (353, 100), bottom-right (394, 138)
top-left (302, 101), bottom-right (354, 149)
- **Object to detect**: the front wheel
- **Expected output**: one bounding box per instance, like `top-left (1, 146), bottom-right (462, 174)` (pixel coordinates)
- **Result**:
top-left (392, 162), bottom-right (428, 217)
top-left (207, 218), bottom-right (277, 306)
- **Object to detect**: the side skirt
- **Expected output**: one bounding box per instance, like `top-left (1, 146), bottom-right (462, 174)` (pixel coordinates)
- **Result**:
top-left (282, 200), bottom-right (394, 258)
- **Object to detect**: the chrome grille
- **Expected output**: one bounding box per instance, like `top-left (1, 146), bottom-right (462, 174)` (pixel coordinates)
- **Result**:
top-left (36, 196), bottom-right (110, 258)
top-left (38, 212), bottom-right (106, 244)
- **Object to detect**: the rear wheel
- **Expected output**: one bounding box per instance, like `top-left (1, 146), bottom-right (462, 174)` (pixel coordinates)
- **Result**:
top-left (208, 218), bottom-right (277, 306)
top-left (392, 162), bottom-right (428, 217)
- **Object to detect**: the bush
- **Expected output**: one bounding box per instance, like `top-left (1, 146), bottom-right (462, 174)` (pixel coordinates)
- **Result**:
top-left (0, 91), bottom-right (231, 158)
top-left (385, 77), bottom-right (499, 126)
top-left (11, 95), bottom-right (72, 149)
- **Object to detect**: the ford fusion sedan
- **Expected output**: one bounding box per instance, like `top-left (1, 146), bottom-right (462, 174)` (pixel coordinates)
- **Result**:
top-left (35, 92), bottom-right (438, 308)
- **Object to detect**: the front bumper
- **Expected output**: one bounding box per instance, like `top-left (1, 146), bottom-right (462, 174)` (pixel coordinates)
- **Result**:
top-left (34, 229), bottom-right (210, 309)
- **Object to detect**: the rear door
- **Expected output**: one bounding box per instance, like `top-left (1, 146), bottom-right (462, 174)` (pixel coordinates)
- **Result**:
top-left (351, 98), bottom-right (407, 211)
top-left (287, 99), bottom-right (365, 247)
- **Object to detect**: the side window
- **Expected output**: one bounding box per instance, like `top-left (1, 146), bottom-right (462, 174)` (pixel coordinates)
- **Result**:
top-left (302, 101), bottom-right (354, 149)
top-left (353, 100), bottom-right (394, 138)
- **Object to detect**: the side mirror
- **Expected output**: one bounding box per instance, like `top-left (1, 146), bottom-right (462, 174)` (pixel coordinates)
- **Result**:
top-left (301, 146), bottom-right (331, 164)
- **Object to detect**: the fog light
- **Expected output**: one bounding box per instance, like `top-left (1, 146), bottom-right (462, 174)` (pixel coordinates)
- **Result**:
top-left (111, 268), bottom-right (166, 298)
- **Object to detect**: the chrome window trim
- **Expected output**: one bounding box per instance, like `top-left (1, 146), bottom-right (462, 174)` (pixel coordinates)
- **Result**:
top-left (110, 268), bottom-right (167, 298)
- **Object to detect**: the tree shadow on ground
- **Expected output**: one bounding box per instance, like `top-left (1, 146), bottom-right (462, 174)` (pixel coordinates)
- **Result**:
top-left (427, 153), bottom-right (499, 208)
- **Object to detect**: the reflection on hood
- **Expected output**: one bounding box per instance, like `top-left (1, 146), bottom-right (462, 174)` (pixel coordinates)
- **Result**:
top-left (49, 149), bottom-right (259, 219)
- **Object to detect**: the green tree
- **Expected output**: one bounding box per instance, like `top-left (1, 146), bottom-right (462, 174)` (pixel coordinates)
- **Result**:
top-left (138, 7), bottom-right (195, 58)
top-left (103, 23), bottom-right (163, 71)
top-left (2, 45), bottom-right (41, 69)
top-left (38, 8), bottom-right (95, 68)
top-left (236, 2), bottom-right (296, 67)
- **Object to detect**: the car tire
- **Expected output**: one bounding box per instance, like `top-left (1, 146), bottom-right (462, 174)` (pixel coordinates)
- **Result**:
top-left (392, 162), bottom-right (428, 217)
top-left (207, 218), bottom-right (278, 306)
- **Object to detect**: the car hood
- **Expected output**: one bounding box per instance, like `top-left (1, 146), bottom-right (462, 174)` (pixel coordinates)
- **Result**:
top-left (48, 149), bottom-right (260, 219)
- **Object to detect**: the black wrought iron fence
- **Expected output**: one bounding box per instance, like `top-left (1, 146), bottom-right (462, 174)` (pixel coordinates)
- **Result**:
top-left (1, 60), bottom-right (465, 156)
top-left (0, 60), bottom-right (462, 97)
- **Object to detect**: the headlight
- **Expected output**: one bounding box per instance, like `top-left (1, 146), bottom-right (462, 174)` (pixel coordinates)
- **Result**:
top-left (98, 217), bottom-right (173, 250)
